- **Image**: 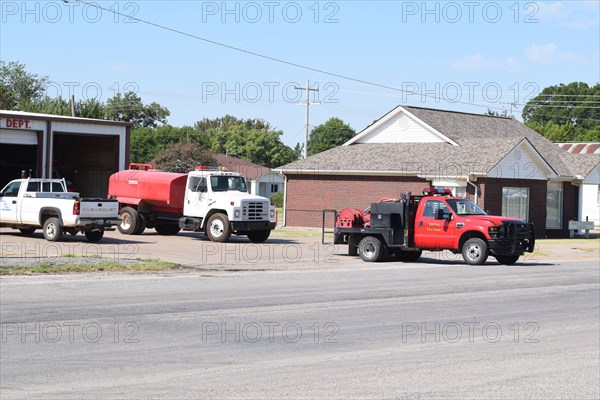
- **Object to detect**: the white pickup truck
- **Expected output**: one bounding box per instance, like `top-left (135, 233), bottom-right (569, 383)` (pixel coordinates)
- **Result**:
top-left (0, 178), bottom-right (120, 242)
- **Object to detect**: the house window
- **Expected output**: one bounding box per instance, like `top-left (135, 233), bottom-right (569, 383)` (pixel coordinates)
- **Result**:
top-left (270, 184), bottom-right (279, 193)
top-left (502, 187), bottom-right (529, 221)
top-left (546, 181), bottom-right (563, 229)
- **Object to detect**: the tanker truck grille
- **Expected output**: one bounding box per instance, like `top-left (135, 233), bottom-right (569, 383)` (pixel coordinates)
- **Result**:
top-left (242, 201), bottom-right (268, 220)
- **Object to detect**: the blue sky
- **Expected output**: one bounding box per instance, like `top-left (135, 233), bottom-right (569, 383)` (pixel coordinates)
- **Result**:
top-left (2, 0), bottom-right (599, 146)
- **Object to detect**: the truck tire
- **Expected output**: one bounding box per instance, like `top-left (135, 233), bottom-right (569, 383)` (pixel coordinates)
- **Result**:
top-left (395, 249), bottom-right (422, 262)
top-left (19, 228), bottom-right (36, 235)
top-left (247, 230), bottom-right (271, 243)
top-left (85, 229), bottom-right (104, 242)
top-left (118, 207), bottom-right (140, 235)
top-left (155, 223), bottom-right (181, 236)
top-left (43, 217), bottom-right (64, 242)
top-left (358, 236), bottom-right (384, 262)
top-left (206, 213), bottom-right (231, 242)
top-left (462, 238), bottom-right (489, 265)
top-left (495, 255), bottom-right (520, 265)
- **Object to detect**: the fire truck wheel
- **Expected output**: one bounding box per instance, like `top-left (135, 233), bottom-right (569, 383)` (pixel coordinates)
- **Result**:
top-left (118, 207), bottom-right (140, 235)
top-left (207, 213), bottom-right (231, 242)
top-left (247, 230), bottom-right (271, 243)
top-left (495, 255), bottom-right (520, 265)
top-left (85, 229), bottom-right (104, 242)
top-left (462, 238), bottom-right (489, 265)
top-left (19, 228), bottom-right (36, 235)
top-left (395, 249), bottom-right (422, 262)
top-left (358, 236), bottom-right (384, 262)
top-left (155, 223), bottom-right (181, 235)
top-left (43, 217), bottom-right (64, 242)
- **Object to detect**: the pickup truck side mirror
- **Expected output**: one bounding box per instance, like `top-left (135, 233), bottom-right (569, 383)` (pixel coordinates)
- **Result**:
top-left (435, 209), bottom-right (452, 221)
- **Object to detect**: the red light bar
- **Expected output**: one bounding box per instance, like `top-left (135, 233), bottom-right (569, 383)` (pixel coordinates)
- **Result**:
top-left (195, 166), bottom-right (220, 171)
top-left (423, 188), bottom-right (453, 196)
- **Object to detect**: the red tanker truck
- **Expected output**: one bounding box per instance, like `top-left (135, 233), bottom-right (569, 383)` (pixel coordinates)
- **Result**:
top-left (327, 188), bottom-right (535, 265)
top-left (108, 164), bottom-right (276, 242)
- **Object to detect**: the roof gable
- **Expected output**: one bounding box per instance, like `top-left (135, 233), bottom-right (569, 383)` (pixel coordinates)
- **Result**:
top-left (344, 106), bottom-right (458, 146)
top-left (488, 138), bottom-right (557, 180)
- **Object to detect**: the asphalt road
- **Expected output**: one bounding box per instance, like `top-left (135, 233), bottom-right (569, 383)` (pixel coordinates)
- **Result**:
top-left (1, 257), bottom-right (599, 399)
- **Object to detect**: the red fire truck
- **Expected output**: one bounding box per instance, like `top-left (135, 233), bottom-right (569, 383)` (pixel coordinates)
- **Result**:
top-left (328, 188), bottom-right (535, 265)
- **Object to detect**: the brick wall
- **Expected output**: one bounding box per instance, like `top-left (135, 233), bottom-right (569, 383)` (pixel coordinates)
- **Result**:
top-left (478, 178), bottom-right (547, 238)
top-left (284, 174), bottom-right (430, 228)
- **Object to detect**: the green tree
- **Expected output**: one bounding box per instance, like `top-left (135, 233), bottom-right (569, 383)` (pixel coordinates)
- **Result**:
top-left (150, 142), bottom-right (216, 173)
top-left (307, 117), bottom-right (356, 156)
top-left (0, 61), bottom-right (48, 110)
top-left (130, 125), bottom-right (211, 163)
top-left (106, 91), bottom-right (170, 128)
top-left (522, 82), bottom-right (600, 142)
top-left (485, 108), bottom-right (508, 117)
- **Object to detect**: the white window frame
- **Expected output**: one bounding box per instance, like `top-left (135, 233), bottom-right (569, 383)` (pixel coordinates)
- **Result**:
top-left (502, 187), bottom-right (530, 221)
top-left (546, 181), bottom-right (563, 229)
top-left (270, 184), bottom-right (279, 193)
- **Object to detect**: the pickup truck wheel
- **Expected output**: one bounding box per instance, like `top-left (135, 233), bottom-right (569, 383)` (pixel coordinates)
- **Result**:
top-left (206, 213), bottom-right (231, 242)
top-left (495, 255), bottom-right (520, 265)
top-left (358, 236), bottom-right (384, 262)
top-left (19, 228), bottom-right (36, 235)
top-left (247, 230), bottom-right (271, 243)
top-left (155, 223), bottom-right (180, 235)
top-left (118, 207), bottom-right (140, 235)
top-left (395, 249), bottom-right (422, 262)
top-left (462, 238), bottom-right (489, 265)
top-left (43, 217), bottom-right (64, 242)
top-left (85, 229), bottom-right (104, 242)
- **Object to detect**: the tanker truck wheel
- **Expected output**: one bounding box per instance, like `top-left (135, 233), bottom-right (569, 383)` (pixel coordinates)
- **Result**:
top-left (206, 213), bottom-right (231, 242)
top-left (118, 207), bottom-right (140, 235)
top-left (247, 230), bottom-right (271, 243)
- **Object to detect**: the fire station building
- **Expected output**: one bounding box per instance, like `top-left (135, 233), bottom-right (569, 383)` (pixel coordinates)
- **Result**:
top-left (276, 106), bottom-right (599, 238)
top-left (0, 110), bottom-right (131, 197)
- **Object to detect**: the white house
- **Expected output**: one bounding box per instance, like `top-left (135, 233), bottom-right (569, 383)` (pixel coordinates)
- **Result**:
top-left (212, 153), bottom-right (284, 197)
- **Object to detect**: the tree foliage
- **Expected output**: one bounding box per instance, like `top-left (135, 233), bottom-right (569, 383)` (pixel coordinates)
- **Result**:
top-left (105, 92), bottom-right (170, 128)
top-left (149, 142), bottom-right (216, 173)
top-left (0, 61), bottom-right (48, 110)
top-left (130, 125), bottom-right (211, 163)
top-left (307, 117), bottom-right (356, 156)
top-left (523, 82), bottom-right (600, 142)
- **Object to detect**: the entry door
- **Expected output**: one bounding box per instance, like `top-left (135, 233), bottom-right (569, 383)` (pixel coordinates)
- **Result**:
top-left (0, 181), bottom-right (22, 223)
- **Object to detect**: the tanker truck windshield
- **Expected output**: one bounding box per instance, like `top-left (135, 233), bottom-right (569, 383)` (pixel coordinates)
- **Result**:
top-left (210, 176), bottom-right (248, 192)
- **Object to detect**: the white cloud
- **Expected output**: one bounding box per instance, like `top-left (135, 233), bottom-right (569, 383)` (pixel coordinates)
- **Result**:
top-left (535, 1), bottom-right (600, 30)
top-left (525, 43), bottom-right (587, 64)
top-left (451, 54), bottom-right (519, 71)
top-left (525, 43), bottom-right (557, 63)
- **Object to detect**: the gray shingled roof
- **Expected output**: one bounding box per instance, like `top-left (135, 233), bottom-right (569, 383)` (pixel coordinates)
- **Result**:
top-left (563, 153), bottom-right (600, 177)
top-left (277, 106), bottom-right (576, 177)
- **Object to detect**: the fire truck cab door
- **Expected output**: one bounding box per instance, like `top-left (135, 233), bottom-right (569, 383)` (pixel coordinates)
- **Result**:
top-left (414, 199), bottom-right (456, 249)
top-left (184, 176), bottom-right (210, 219)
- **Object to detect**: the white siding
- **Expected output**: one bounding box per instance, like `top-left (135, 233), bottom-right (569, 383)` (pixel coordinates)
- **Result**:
top-left (580, 184), bottom-right (600, 226)
top-left (0, 130), bottom-right (38, 145)
top-left (488, 142), bottom-right (555, 180)
top-left (356, 112), bottom-right (448, 144)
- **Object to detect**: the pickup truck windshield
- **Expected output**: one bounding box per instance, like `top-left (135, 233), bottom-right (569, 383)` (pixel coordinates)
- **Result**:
top-left (446, 199), bottom-right (487, 216)
top-left (210, 176), bottom-right (247, 192)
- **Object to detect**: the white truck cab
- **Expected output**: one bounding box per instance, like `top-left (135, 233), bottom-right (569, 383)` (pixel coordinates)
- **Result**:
top-left (181, 167), bottom-right (276, 242)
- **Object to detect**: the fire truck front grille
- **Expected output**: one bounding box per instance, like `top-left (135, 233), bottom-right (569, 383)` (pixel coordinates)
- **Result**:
top-left (242, 201), bottom-right (268, 220)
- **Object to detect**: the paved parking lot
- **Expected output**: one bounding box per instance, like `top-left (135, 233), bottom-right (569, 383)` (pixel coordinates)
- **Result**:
top-left (0, 227), bottom-right (598, 270)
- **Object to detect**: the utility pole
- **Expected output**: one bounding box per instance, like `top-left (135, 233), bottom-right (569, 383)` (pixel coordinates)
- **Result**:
top-left (294, 80), bottom-right (319, 159)
top-left (70, 94), bottom-right (76, 117)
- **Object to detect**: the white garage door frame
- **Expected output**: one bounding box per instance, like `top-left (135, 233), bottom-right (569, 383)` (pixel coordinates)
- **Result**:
top-left (0, 129), bottom-right (38, 145)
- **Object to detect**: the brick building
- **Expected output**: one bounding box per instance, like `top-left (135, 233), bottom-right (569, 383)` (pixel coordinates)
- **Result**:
top-left (276, 106), bottom-right (593, 238)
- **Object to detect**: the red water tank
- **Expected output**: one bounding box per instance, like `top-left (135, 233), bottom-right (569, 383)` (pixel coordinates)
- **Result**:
top-left (108, 169), bottom-right (188, 214)
top-left (337, 208), bottom-right (365, 228)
